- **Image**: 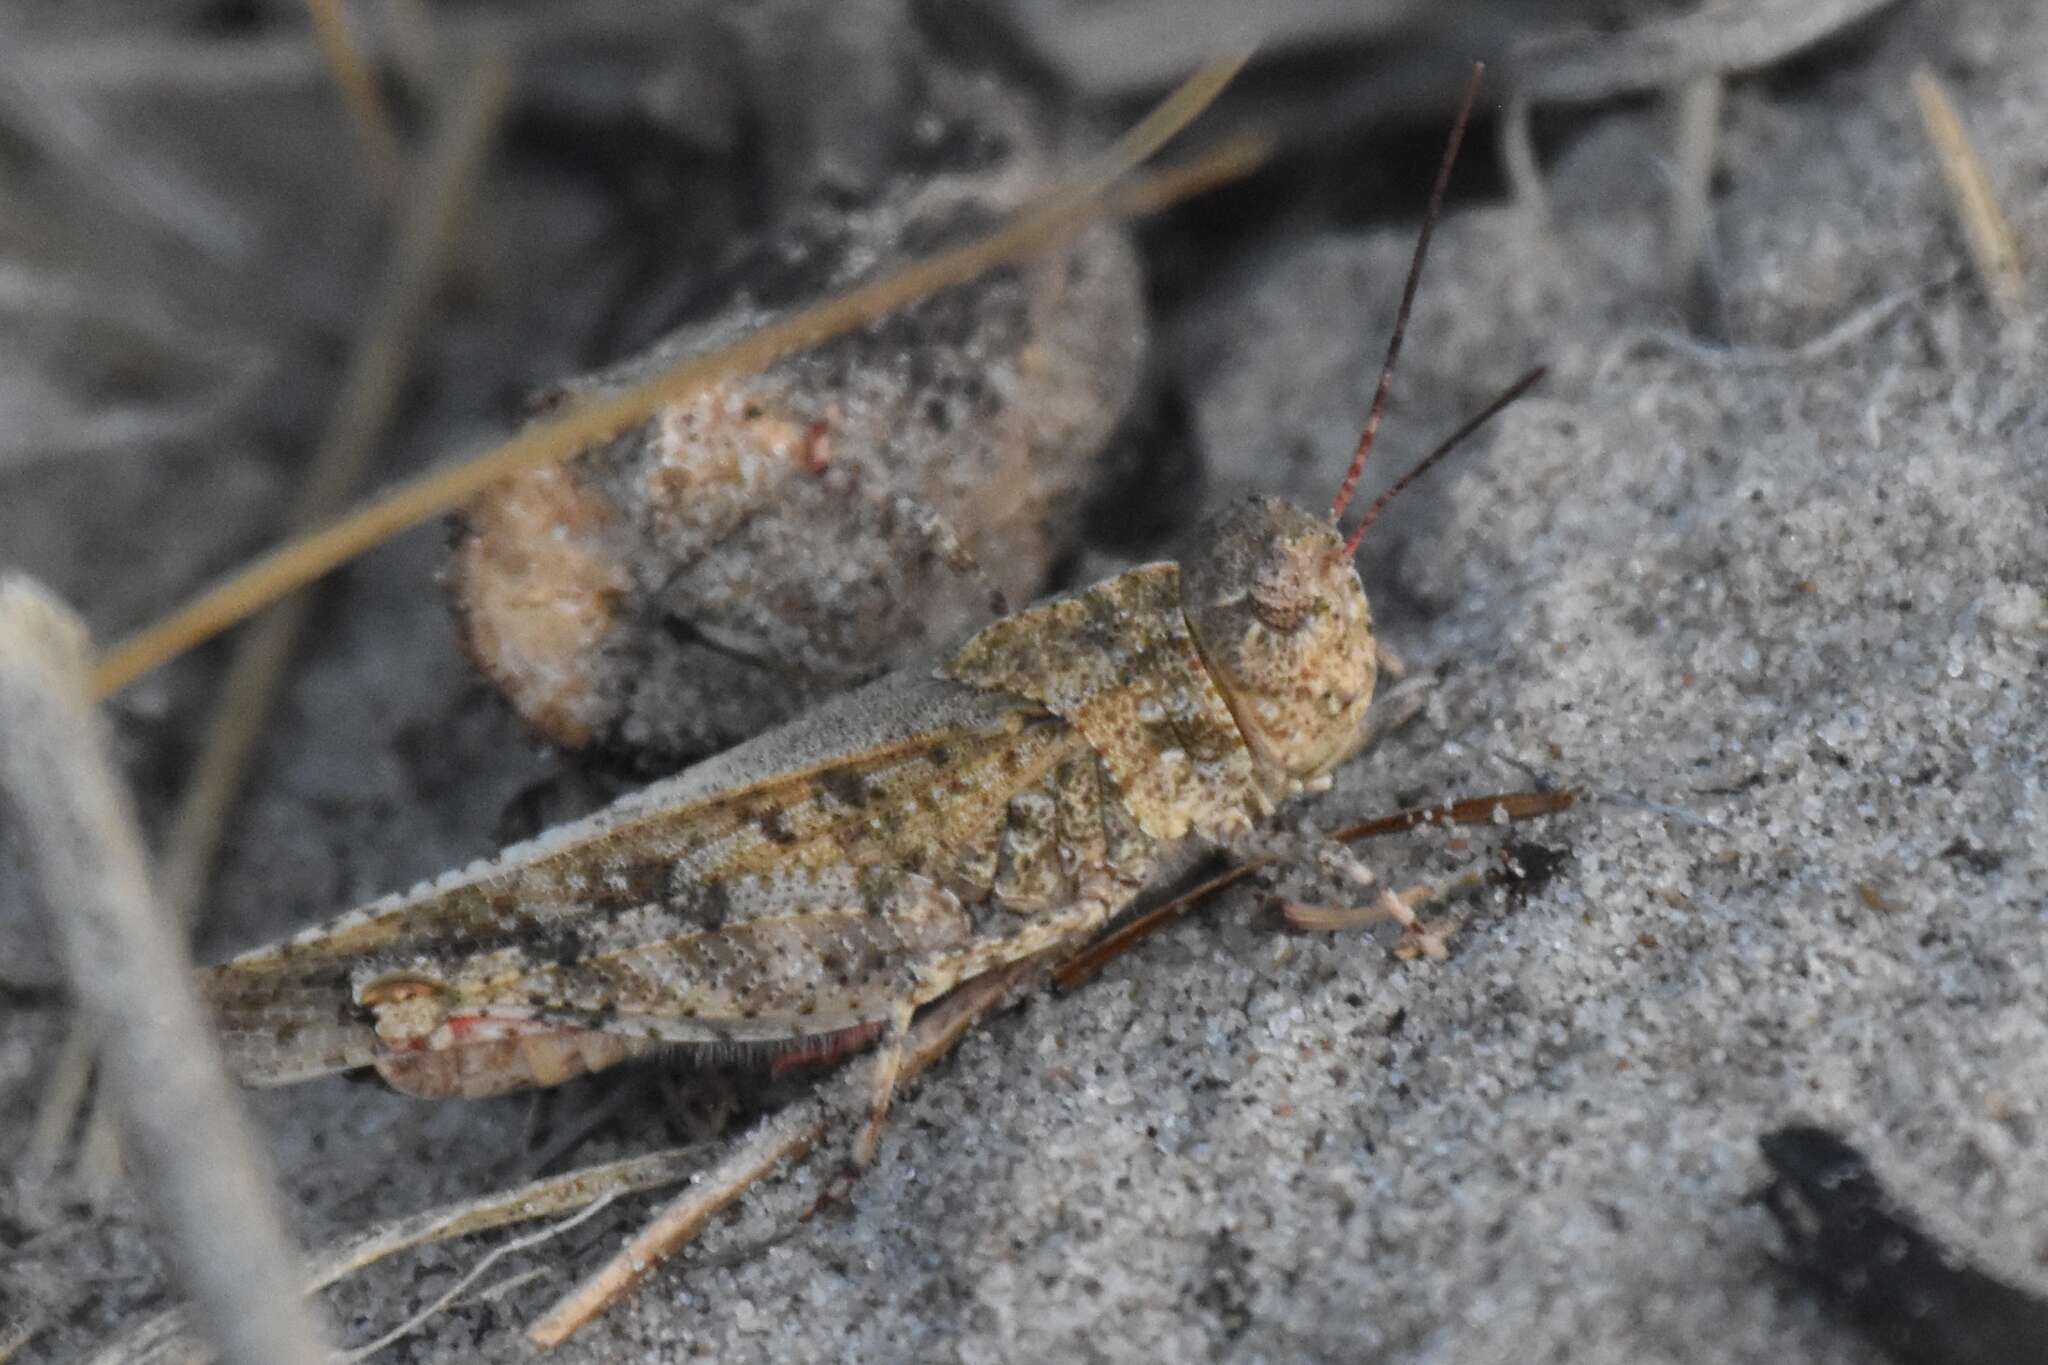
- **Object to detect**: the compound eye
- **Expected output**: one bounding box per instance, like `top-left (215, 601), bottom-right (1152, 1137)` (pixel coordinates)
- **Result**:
top-left (1249, 557), bottom-right (1311, 631)
top-left (1251, 593), bottom-right (1301, 632)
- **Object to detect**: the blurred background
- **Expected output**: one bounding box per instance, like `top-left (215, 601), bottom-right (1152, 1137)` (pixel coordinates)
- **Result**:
top-left (0, 0), bottom-right (1906, 783)
top-left (0, 0), bottom-right (1897, 623)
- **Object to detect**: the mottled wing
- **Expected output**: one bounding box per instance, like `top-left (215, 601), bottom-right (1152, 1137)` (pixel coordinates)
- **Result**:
top-left (379, 866), bottom-right (969, 1044)
top-left (204, 675), bottom-right (1083, 1084)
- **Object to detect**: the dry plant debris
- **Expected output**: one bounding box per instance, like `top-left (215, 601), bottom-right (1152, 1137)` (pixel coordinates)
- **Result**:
top-left (0, 578), bottom-right (327, 1365)
top-left (1911, 63), bottom-right (2029, 323)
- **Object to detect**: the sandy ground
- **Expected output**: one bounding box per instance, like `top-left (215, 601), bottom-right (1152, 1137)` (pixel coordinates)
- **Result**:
top-left (4, 0), bottom-right (2046, 1361)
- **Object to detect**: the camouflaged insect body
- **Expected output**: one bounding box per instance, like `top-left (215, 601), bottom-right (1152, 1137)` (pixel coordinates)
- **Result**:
top-left (202, 496), bottom-right (1382, 1101)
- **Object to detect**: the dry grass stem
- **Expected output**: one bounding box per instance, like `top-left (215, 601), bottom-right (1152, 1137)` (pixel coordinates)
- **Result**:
top-left (1097, 130), bottom-right (1270, 217)
top-left (19, 1024), bottom-right (94, 1180)
top-left (339, 1195), bottom-right (623, 1361)
top-left (1499, 93), bottom-right (1549, 223)
top-left (88, 53), bottom-right (1256, 699)
top-left (1911, 65), bottom-right (2027, 323)
top-left (85, 955), bottom-right (1045, 1358)
top-left (50, 49), bottom-right (514, 1201)
top-left (159, 47), bottom-right (510, 923)
top-left (1667, 74), bottom-right (1724, 292)
top-left (304, 0), bottom-right (406, 195)
top-left (527, 956), bottom-right (1045, 1347)
top-left (0, 577), bottom-right (327, 1365)
top-left (526, 1110), bottom-right (820, 1348)
top-left (0, 45), bottom-right (252, 260)
top-left (88, 1147), bottom-right (703, 1365)
top-left (302, 1150), bottom-right (697, 1293)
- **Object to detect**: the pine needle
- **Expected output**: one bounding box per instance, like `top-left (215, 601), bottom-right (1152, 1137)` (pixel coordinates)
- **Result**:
top-left (1911, 64), bottom-right (2027, 323)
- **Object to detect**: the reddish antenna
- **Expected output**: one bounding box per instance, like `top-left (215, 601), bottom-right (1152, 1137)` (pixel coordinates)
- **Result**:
top-left (1327, 61), bottom-right (1486, 537)
top-left (1339, 364), bottom-right (1546, 555)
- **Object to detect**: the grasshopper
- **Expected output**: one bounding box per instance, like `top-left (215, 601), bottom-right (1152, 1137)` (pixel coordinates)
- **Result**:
top-left (201, 70), bottom-right (1534, 1166)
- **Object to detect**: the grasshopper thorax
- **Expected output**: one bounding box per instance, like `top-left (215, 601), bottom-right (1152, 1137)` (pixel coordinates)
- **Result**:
top-left (1180, 496), bottom-right (1377, 793)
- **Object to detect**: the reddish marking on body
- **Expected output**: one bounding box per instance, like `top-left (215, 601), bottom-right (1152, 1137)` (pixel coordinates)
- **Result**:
top-left (379, 1009), bottom-right (563, 1053)
top-left (769, 1020), bottom-right (887, 1075)
top-left (799, 416), bottom-right (834, 474)
top-left (444, 1012), bottom-right (522, 1042)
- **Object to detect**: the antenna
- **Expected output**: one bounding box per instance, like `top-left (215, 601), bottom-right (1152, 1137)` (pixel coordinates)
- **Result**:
top-left (1327, 61), bottom-right (1485, 535)
top-left (1339, 365), bottom-right (1546, 556)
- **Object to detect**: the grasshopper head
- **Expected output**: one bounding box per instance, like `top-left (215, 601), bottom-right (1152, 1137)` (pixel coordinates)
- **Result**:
top-left (1176, 65), bottom-right (1541, 801)
top-left (1180, 496), bottom-right (1377, 791)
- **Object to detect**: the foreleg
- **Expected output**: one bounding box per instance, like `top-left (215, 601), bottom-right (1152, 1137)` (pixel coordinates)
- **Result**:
top-left (1241, 821), bottom-right (1451, 960)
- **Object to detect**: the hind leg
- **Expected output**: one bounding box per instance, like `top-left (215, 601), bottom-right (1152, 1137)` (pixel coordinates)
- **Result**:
top-left (372, 1013), bottom-right (659, 1098)
top-left (853, 1000), bottom-right (918, 1166)
top-left (850, 887), bottom-right (1132, 1164)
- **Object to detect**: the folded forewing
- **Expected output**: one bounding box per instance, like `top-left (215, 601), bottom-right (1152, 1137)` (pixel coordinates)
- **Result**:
top-left (203, 675), bottom-right (1078, 1083)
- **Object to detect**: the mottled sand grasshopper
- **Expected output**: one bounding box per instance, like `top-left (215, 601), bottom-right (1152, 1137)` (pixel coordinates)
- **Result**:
top-left (201, 70), bottom-right (1534, 1167)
